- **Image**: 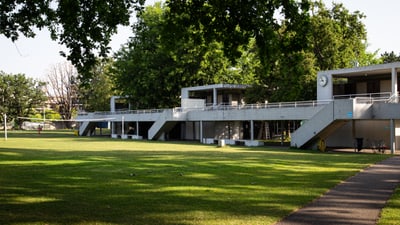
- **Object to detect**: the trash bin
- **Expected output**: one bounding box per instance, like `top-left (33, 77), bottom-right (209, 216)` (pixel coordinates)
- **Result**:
top-left (355, 138), bottom-right (363, 152)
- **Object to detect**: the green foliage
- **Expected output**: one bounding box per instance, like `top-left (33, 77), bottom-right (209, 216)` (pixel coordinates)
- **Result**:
top-left (113, 3), bottom-right (178, 109)
top-left (112, 1), bottom-right (375, 106)
top-left (79, 59), bottom-right (116, 112)
top-left (113, 3), bottom-right (259, 109)
top-left (31, 109), bottom-right (61, 121)
top-left (246, 1), bottom-right (373, 102)
top-left (380, 51), bottom-right (400, 64)
top-left (167, 0), bottom-right (311, 67)
top-left (310, 1), bottom-right (368, 70)
top-left (0, 0), bottom-right (145, 78)
top-left (0, 71), bottom-right (46, 126)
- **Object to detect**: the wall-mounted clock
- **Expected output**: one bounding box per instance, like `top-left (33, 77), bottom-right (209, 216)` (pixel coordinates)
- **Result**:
top-left (319, 75), bottom-right (328, 87)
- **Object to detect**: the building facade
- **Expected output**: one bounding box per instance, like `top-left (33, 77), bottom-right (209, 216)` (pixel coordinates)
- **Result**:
top-left (78, 62), bottom-right (400, 153)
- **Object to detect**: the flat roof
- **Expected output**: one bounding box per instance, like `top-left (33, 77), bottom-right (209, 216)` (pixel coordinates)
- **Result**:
top-left (181, 84), bottom-right (250, 99)
top-left (318, 61), bottom-right (400, 78)
top-left (182, 84), bottom-right (249, 92)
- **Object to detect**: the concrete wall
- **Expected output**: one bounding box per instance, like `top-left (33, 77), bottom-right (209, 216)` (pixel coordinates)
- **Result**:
top-left (187, 106), bottom-right (322, 121)
top-left (372, 103), bottom-right (400, 119)
top-left (327, 120), bottom-right (400, 149)
top-left (317, 73), bottom-right (333, 101)
top-left (181, 99), bottom-right (205, 109)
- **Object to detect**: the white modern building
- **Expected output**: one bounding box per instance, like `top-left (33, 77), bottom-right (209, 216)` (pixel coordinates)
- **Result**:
top-left (77, 62), bottom-right (400, 154)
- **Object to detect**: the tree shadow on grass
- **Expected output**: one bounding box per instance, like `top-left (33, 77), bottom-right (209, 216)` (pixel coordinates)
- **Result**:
top-left (0, 147), bottom-right (390, 225)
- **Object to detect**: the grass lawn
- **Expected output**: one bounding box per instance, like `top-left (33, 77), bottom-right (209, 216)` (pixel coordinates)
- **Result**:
top-left (378, 186), bottom-right (400, 225)
top-left (0, 130), bottom-right (392, 225)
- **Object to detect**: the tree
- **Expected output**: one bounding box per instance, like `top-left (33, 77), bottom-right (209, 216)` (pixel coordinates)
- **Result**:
top-left (380, 51), bottom-right (400, 64)
top-left (245, 1), bottom-right (375, 102)
top-left (113, 3), bottom-right (260, 108)
top-left (0, 0), bottom-right (145, 78)
top-left (78, 59), bottom-right (116, 112)
top-left (113, 1), bottom-right (375, 106)
top-left (44, 62), bottom-right (78, 128)
top-left (310, 1), bottom-right (369, 70)
top-left (113, 3), bottom-right (178, 109)
top-left (167, 0), bottom-right (311, 69)
top-left (0, 71), bottom-right (46, 127)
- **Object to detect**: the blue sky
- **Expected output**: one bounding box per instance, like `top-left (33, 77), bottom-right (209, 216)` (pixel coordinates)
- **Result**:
top-left (0, 0), bottom-right (399, 79)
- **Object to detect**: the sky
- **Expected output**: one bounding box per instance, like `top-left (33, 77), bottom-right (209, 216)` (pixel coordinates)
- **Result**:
top-left (0, 0), bottom-right (399, 80)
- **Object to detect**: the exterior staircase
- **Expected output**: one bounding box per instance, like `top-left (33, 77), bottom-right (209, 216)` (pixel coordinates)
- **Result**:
top-left (291, 100), bottom-right (353, 148)
top-left (148, 110), bottom-right (175, 140)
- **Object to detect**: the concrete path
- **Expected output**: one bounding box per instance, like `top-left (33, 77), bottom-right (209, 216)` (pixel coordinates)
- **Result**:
top-left (275, 156), bottom-right (400, 225)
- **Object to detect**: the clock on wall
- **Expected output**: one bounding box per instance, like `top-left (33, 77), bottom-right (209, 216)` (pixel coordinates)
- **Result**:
top-left (319, 75), bottom-right (328, 87)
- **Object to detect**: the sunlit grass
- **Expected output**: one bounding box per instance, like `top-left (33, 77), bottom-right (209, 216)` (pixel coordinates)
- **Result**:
top-left (0, 130), bottom-right (392, 225)
top-left (378, 186), bottom-right (400, 225)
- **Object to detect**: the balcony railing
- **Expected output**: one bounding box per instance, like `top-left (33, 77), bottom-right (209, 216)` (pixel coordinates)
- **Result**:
top-left (78, 108), bottom-right (165, 116)
top-left (333, 92), bottom-right (397, 104)
top-left (174, 100), bottom-right (332, 112)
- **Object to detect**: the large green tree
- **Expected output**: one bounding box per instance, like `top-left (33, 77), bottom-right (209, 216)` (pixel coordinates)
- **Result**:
top-left (245, 1), bottom-right (374, 102)
top-left (309, 1), bottom-right (380, 70)
top-left (113, 3), bottom-right (260, 108)
top-left (0, 0), bottom-right (144, 78)
top-left (113, 3), bottom-right (178, 109)
top-left (167, 0), bottom-right (311, 68)
top-left (0, 72), bottom-right (46, 127)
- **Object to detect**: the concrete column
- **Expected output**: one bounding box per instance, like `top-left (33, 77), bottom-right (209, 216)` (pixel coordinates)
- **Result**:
top-left (110, 96), bottom-right (116, 112)
top-left (213, 88), bottom-right (217, 106)
top-left (122, 116), bottom-right (125, 136)
top-left (136, 121), bottom-right (139, 136)
top-left (390, 119), bottom-right (396, 154)
top-left (392, 67), bottom-right (398, 102)
top-left (200, 121), bottom-right (203, 143)
top-left (250, 120), bottom-right (254, 140)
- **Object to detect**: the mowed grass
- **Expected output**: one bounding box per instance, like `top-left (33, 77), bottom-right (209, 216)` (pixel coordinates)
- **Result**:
top-left (0, 130), bottom-right (392, 225)
top-left (378, 186), bottom-right (400, 225)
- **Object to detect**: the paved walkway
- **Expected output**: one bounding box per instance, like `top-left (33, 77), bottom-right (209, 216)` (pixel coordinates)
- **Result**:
top-left (275, 156), bottom-right (400, 225)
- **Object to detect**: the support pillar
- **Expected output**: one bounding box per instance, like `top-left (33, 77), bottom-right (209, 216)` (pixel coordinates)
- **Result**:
top-left (392, 67), bottom-right (398, 102)
top-left (213, 88), bottom-right (217, 106)
top-left (250, 120), bottom-right (254, 140)
top-left (122, 116), bottom-right (125, 136)
top-left (390, 119), bottom-right (396, 154)
top-left (200, 121), bottom-right (203, 143)
top-left (136, 121), bottom-right (139, 136)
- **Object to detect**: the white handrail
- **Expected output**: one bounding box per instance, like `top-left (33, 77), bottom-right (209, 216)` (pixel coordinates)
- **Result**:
top-left (174, 100), bottom-right (332, 112)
